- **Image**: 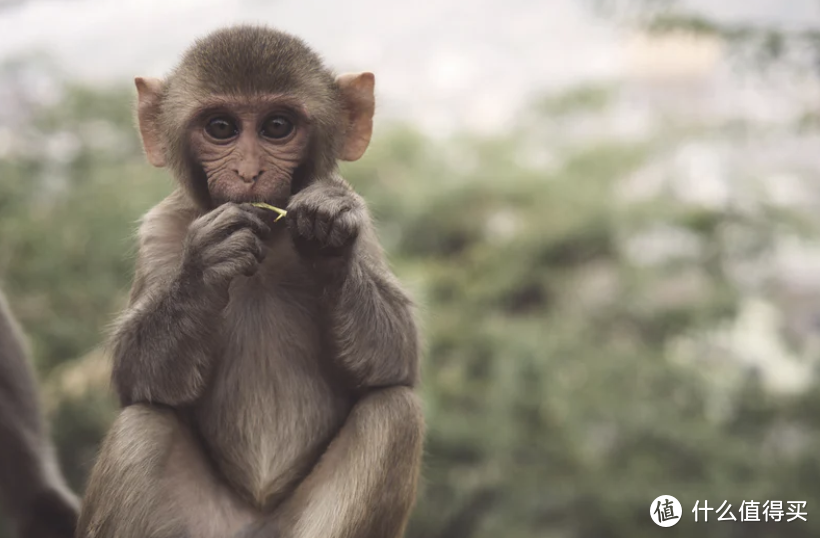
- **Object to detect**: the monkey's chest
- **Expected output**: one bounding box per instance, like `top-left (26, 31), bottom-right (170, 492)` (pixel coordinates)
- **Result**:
top-left (195, 287), bottom-right (351, 509)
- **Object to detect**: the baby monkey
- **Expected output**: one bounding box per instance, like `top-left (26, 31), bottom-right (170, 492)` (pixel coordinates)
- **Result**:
top-left (77, 25), bottom-right (424, 538)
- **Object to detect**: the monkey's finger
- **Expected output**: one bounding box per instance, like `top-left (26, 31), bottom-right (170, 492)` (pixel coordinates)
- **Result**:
top-left (194, 201), bottom-right (236, 228)
top-left (210, 252), bottom-right (260, 281)
top-left (203, 228), bottom-right (255, 266)
top-left (238, 253), bottom-right (262, 277)
top-left (202, 204), bottom-right (247, 242)
top-left (187, 202), bottom-right (237, 246)
top-left (232, 208), bottom-right (271, 238)
top-left (211, 205), bottom-right (271, 241)
top-left (250, 235), bottom-right (268, 263)
top-left (326, 210), bottom-right (360, 249)
top-left (315, 195), bottom-right (354, 241)
top-left (312, 207), bottom-right (335, 244)
top-left (294, 204), bottom-right (317, 241)
top-left (227, 228), bottom-right (262, 255)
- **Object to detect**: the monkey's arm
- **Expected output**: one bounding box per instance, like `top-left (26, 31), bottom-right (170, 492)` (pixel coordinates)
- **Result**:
top-left (289, 179), bottom-right (420, 389)
top-left (112, 195), bottom-right (270, 406)
top-left (110, 197), bottom-right (221, 407)
top-left (110, 201), bottom-right (215, 406)
top-left (0, 292), bottom-right (80, 538)
top-left (323, 225), bottom-right (419, 388)
top-left (110, 259), bottom-right (223, 407)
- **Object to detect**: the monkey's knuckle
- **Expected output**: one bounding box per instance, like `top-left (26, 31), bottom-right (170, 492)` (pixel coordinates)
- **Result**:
top-left (239, 251), bottom-right (257, 264)
top-left (236, 254), bottom-right (260, 276)
top-left (314, 214), bottom-right (330, 230)
top-left (327, 234), bottom-right (345, 249)
top-left (287, 196), bottom-right (308, 210)
top-left (247, 213), bottom-right (266, 228)
top-left (233, 229), bottom-right (257, 247)
top-left (315, 207), bottom-right (333, 222)
top-left (188, 222), bottom-right (209, 242)
top-left (188, 220), bottom-right (204, 235)
top-left (203, 266), bottom-right (230, 286)
top-left (240, 207), bottom-right (261, 221)
top-left (203, 246), bottom-right (229, 266)
top-left (339, 219), bottom-right (356, 234)
top-left (221, 203), bottom-right (245, 220)
top-left (296, 217), bottom-right (315, 238)
top-left (339, 214), bottom-right (360, 233)
top-left (291, 205), bottom-right (312, 220)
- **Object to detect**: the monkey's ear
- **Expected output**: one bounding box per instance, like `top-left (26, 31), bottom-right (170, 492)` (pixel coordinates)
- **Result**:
top-left (336, 72), bottom-right (375, 162)
top-left (134, 77), bottom-right (167, 168)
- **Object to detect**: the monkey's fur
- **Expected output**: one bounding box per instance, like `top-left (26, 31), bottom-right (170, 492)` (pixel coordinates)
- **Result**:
top-left (77, 25), bottom-right (425, 538)
top-left (0, 290), bottom-right (80, 538)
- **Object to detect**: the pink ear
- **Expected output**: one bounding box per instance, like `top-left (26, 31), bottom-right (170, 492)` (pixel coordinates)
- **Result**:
top-left (134, 77), bottom-right (167, 168)
top-left (336, 72), bottom-right (375, 162)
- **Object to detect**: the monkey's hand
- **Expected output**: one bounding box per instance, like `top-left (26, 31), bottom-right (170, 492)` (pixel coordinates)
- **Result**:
top-left (180, 202), bottom-right (271, 289)
top-left (286, 182), bottom-right (365, 261)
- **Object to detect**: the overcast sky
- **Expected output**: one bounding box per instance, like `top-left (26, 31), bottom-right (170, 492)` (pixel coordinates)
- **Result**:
top-left (0, 0), bottom-right (819, 133)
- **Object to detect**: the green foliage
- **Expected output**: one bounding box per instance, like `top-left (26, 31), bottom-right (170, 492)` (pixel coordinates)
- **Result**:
top-left (534, 84), bottom-right (615, 117)
top-left (0, 83), bottom-right (171, 373)
top-left (2, 56), bottom-right (820, 538)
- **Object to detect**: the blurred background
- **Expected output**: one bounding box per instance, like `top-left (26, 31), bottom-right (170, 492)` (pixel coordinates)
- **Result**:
top-left (2, 0), bottom-right (820, 536)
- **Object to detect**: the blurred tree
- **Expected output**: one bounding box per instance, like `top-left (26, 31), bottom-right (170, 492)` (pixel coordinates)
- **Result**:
top-left (0, 63), bottom-right (172, 529)
top-left (2, 36), bottom-right (820, 538)
top-left (589, 0), bottom-right (820, 75)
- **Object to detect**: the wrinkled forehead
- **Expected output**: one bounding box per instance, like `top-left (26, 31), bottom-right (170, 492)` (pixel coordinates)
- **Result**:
top-left (162, 71), bottom-right (338, 129)
top-left (183, 93), bottom-right (313, 120)
top-left (181, 64), bottom-right (324, 96)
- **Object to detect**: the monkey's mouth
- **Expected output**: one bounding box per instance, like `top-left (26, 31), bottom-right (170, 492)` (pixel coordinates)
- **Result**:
top-left (212, 175), bottom-right (292, 208)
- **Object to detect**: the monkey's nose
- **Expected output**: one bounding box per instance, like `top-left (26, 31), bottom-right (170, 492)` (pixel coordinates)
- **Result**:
top-left (235, 169), bottom-right (262, 184)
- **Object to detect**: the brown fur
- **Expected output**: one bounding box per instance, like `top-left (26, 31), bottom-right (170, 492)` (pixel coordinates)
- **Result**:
top-left (77, 24), bottom-right (424, 538)
top-left (0, 289), bottom-right (80, 538)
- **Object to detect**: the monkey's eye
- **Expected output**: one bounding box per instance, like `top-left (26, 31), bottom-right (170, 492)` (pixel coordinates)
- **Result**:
top-left (205, 117), bottom-right (239, 140)
top-left (261, 116), bottom-right (294, 140)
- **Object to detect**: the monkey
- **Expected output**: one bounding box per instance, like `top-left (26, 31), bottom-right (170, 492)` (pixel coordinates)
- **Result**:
top-left (0, 289), bottom-right (80, 538)
top-left (76, 25), bottom-right (425, 538)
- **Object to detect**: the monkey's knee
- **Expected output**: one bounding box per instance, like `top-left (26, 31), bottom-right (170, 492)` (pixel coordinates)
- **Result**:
top-left (364, 386), bottom-right (425, 452)
top-left (79, 405), bottom-right (255, 538)
top-left (94, 404), bottom-right (179, 464)
top-left (77, 405), bottom-right (182, 538)
top-left (334, 387), bottom-right (425, 538)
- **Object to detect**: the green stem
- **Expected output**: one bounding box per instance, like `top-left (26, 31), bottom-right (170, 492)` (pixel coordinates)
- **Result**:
top-left (250, 202), bottom-right (287, 222)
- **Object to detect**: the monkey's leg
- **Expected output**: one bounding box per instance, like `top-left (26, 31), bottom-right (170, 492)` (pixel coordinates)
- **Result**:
top-left (240, 386), bottom-right (425, 538)
top-left (77, 405), bottom-right (260, 538)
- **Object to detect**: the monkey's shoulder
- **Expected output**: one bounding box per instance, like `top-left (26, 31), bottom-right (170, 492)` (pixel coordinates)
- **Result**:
top-left (139, 191), bottom-right (198, 241)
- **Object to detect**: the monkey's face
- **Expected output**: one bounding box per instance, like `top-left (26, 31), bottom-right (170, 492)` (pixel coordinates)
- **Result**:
top-left (188, 96), bottom-right (311, 208)
top-left (133, 27), bottom-right (376, 211)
